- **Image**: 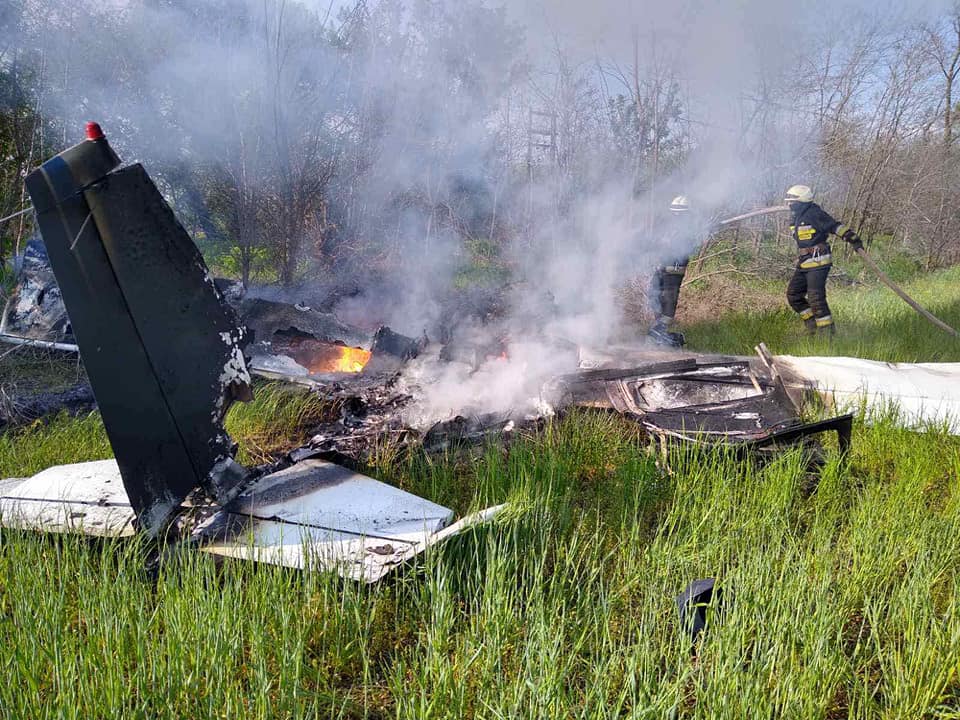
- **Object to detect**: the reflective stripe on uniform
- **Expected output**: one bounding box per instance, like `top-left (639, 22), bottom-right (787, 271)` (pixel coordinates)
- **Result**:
top-left (799, 308), bottom-right (815, 320)
top-left (815, 315), bottom-right (834, 327)
top-left (663, 265), bottom-right (687, 275)
top-left (835, 224), bottom-right (849, 237)
top-left (799, 253), bottom-right (832, 269)
top-left (791, 224), bottom-right (816, 241)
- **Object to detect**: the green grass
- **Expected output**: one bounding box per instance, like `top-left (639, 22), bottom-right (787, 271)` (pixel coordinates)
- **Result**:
top-left (0, 381), bottom-right (330, 479)
top-left (684, 264), bottom-right (960, 362)
top-left (453, 238), bottom-right (512, 289)
top-left (226, 381), bottom-right (333, 466)
top-left (0, 345), bottom-right (85, 395)
top-left (0, 411), bottom-right (959, 717)
top-left (0, 411), bottom-right (110, 478)
top-left (2, 265), bottom-right (960, 717)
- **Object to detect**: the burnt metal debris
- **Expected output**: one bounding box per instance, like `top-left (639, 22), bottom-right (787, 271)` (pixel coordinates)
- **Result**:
top-left (1, 252), bottom-right (424, 387)
top-left (242, 297), bottom-right (372, 352)
top-left (0, 124), bottom-right (867, 583)
top-left (240, 298), bottom-right (425, 381)
top-left (545, 357), bottom-right (853, 452)
top-left (1, 237), bottom-right (73, 342)
top-left (1, 382), bottom-right (95, 428)
top-left (676, 578), bottom-right (724, 649)
top-left (280, 347), bottom-right (850, 469)
top-left (23, 124), bottom-right (252, 535)
top-left (1, 124), bottom-right (504, 580)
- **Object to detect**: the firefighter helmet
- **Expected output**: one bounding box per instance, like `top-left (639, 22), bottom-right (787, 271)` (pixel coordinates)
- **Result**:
top-left (784, 184), bottom-right (814, 204)
top-left (670, 195), bottom-right (690, 213)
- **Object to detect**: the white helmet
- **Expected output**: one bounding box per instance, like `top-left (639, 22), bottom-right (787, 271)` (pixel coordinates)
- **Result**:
top-left (669, 195), bottom-right (690, 214)
top-left (784, 184), bottom-right (814, 204)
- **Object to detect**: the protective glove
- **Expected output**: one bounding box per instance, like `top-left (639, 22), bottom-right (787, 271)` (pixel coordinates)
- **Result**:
top-left (842, 229), bottom-right (863, 251)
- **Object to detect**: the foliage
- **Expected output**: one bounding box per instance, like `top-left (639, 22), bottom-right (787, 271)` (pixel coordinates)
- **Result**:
top-left (225, 381), bottom-right (333, 466)
top-left (453, 238), bottom-right (512, 289)
top-left (607, 79), bottom-right (684, 192)
top-left (0, 410), bottom-right (109, 478)
top-left (0, 380), bottom-right (328, 478)
top-left (0, 22), bottom-right (46, 265)
top-left (1, 408), bottom-right (959, 717)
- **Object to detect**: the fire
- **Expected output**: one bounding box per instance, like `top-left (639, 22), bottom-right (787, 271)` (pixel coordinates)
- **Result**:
top-left (321, 345), bottom-right (372, 373)
top-left (273, 335), bottom-right (372, 374)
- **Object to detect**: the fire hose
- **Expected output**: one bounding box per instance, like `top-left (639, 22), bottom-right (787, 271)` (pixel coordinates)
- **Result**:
top-left (715, 205), bottom-right (960, 339)
top-left (853, 247), bottom-right (960, 339)
top-left (716, 205), bottom-right (788, 226)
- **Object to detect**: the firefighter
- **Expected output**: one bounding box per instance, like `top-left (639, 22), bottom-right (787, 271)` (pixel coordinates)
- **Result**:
top-left (783, 185), bottom-right (863, 335)
top-left (648, 195), bottom-right (696, 347)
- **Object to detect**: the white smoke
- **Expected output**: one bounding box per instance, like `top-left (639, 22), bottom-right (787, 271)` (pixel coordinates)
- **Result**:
top-left (4, 0), bottom-right (954, 425)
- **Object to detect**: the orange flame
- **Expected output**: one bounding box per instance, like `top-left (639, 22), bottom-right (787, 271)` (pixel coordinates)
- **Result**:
top-left (274, 336), bottom-right (372, 374)
top-left (324, 346), bottom-right (372, 373)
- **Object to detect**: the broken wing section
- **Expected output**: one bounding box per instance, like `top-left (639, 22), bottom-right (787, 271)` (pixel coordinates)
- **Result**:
top-left (24, 133), bottom-right (251, 535)
top-left (0, 460), bottom-right (136, 537)
top-left (545, 357), bottom-right (853, 449)
top-left (774, 355), bottom-right (960, 434)
top-left (200, 459), bottom-right (502, 582)
top-left (0, 459), bottom-right (502, 583)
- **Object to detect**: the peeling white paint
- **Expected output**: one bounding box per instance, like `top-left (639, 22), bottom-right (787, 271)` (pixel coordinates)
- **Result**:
top-left (0, 459), bottom-right (506, 582)
top-left (212, 342), bottom-right (253, 421)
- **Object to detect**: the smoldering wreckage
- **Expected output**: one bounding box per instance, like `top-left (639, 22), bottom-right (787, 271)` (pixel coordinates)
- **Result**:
top-left (1, 127), bottom-right (959, 593)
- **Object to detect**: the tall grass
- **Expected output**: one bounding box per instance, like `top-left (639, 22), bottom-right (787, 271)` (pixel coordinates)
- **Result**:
top-left (1, 409), bottom-right (959, 718)
top-left (225, 381), bottom-right (332, 466)
top-left (0, 381), bottom-right (330, 479)
top-left (0, 411), bottom-right (110, 478)
top-left (684, 264), bottom-right (960, 362)
top-left (3, 268), bottom-right (960, 718)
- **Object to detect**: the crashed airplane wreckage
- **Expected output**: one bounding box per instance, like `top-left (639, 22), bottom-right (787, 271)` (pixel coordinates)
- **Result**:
top-left (3, 125), bottom-right (960, 582)
top-left (545, 351), bottom-right (854, 452)
top-left (0, 124), bottom-right (501, 582)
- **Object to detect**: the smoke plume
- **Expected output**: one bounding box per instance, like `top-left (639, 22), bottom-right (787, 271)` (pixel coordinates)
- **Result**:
top-left (2, 0), bottom-right (953, 424)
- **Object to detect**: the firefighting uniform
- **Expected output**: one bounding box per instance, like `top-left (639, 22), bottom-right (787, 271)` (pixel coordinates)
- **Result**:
top-left (650, 256), bottom-right (689, 329)
top-left (649, 211), bottom-right (696, 329)
top-left (786, 201), bottom-right (854, 332)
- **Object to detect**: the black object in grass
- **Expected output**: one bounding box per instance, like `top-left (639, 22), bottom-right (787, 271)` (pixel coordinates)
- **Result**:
top-left (676, 578), bottom-right (724, 649)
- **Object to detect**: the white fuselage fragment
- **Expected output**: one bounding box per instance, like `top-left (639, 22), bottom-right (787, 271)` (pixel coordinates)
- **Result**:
top-left (0, 458), bottom-right (502, 582)
top-left (0, 460), bottom-right (136, 536)
top-left (775, 355), bottom-right (960, 433)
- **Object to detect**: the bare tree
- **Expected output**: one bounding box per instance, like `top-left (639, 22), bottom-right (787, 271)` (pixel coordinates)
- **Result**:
top-left (923, 5), bottom-right (960, 145)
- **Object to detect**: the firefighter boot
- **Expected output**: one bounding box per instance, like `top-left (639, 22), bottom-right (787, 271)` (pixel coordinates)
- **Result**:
top-left (815, 315), bottom-right (836, 338)
top-left (648, 319), bottom-right (685, 347)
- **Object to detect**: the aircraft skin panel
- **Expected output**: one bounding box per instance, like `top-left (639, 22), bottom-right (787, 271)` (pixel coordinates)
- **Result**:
top-left (775, 355), bottom-right (960, 433)
top-left (0, 460), bottom-right (137, 537)
top-left (0, 459), bottom-right (501, 582)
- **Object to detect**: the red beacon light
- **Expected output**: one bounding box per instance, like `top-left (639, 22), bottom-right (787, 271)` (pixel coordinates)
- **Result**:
top-left (73, 121), bottom-right (120, 175)
top-left (85, 121), bottom-right (105, 141)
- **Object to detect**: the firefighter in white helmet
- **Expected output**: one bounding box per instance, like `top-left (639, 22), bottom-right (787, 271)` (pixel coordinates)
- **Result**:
top-left (648, 195), bottom-right (695, 346)
top-left (784, 184), bottom-right (862, 335)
